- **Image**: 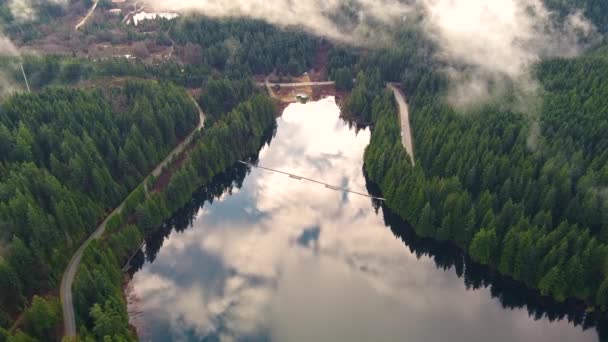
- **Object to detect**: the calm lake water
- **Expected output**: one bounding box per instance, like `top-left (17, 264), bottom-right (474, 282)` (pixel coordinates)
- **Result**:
top-left (127, 98), bottom-right (604, 342)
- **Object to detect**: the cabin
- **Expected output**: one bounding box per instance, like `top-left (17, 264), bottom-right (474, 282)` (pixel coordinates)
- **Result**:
top-left (296, 93), bottom-right (309, 103)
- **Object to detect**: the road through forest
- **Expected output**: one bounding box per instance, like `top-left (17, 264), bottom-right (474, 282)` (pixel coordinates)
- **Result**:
top-left (388, 83), bottom-right (415, 165)
top-left (75, 0), bottom-right (99, 30)
top-left (61, 81), bottom-right (412, 337)
top-left (60, 98), bottom-right (205, 338)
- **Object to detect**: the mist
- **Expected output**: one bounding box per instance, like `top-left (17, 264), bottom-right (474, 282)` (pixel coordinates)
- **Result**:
top-left (0, 27), bottom-right (21, 97)
top-left (2, 0), bottom-right (599, 111)
top-left (146, 0), bottom-right (412, 45)
top-left (424, 0), bottom-right (597, 109)
top-left (8, 0), bottom-right (68, 22)
top-left (145, 0), bottom-right (597, 109)
top-left (0, 34), bottom-right (19, 56)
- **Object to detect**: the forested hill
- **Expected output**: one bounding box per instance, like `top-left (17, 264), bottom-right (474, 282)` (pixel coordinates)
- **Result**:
top-left (0, 81), bottom-right (198, 330)
top-left (545, 0), bottom-right (608, 33)
top-left (71, 89), bottom-right (277, 342)
top-left (362, 44), bottom-right (608, 321)
top-left (167, 18), bottom-right (316, 76)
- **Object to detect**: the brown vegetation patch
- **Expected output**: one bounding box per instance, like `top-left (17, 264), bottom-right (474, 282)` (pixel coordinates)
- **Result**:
top-left (152, 150), bottom-right (189, 193)
top-left (310, 42), bottom-right (330, 82)
top-left (273, 85), bottom-right (313, 103)
top-left (124, 278), bottom-right (148, 339)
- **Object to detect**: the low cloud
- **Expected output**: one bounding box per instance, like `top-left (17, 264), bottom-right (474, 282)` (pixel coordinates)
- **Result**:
top-left (0, 71), bottom-right (19, 98)
top-left (0, 34), bottom-right (19, 56)
top-left (145, 0), bottom-right (598, 109)
top-left (145, 0), bottom-right (411, 45)
top-left (9, 0), bottom-right (37, 22)
top-left (8, 0), bottom-right (69, 22)
top-left (0, 30), bottom-right (20, 98)
top-left (424, 0), bottom-right (597, 108)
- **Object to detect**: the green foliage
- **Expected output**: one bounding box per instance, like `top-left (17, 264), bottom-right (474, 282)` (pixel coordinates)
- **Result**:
top-left (168, 17), bottom-right (317, 76)
top-left (0, 0), bottom-right (66, 42)
top-left (0, 257), bottom-right (21, 325)
top-left (22, 296), bottom-right (61, 340)
top-left (122, 185), bottom-right (145, 216)
top-left (72, 241), bottom-right (136, 342)
top-left (327, 47), bottom-right (358, 77)
top-left (363, 39), bottom-right (608, 308)
top-left (105, 214), bottom-right (125, 235)
top-left (90, 300), bottom-right (130, 340)
top-left (199, 77), bottom-right (257, 126)
top-left (162, 94), bottom-right (276, 214)
top-left (0, 81), bottom-right (198, 321)
top-left (544, 0), bottom-right (608, 33)
top-left (469, 228), bottom-right (498, 264)
top-left (346, 69), bottom-right (383, 122)
top-left (5, 330), bottom-right (36, 342)
top-left (332, 67), bottom-right (353, 91)
top-left (71, 87), bottom-right (276, 341)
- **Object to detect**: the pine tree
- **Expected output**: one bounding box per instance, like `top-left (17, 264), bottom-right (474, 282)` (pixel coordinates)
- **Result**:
top-left (417, 202), bottom-right (435, 237)
top-left (469, 228), bottom-right (497, 265)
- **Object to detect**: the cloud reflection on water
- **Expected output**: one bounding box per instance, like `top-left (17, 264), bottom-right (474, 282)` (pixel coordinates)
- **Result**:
top-left (129, 97), bottom-right (596, 342)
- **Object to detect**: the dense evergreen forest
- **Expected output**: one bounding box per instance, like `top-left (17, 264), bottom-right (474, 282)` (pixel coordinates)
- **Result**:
top-left (71, 89), bottom-right (276, 341)
top-left (0, 68), bottom-right (275, 340)
top-left (0, 81), bottom-right (199, 339)
top-left (545, 0), bottom-right (608, 33)
top-left (165, 18), bottom-right (317, 77)
top-left (0, 0), bottom-right (66, 41)
top-left (0, 11), bottom-right (306, 340)
top-left (359, 33), bottom-right (608, 314)
top-left (1, 0), bottom-right (608, 339)
top-left (0, 14), bottom-right (319, 92)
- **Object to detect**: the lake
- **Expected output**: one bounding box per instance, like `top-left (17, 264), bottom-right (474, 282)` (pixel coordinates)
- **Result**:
top-left (126, 97), bottom-right (602, 342)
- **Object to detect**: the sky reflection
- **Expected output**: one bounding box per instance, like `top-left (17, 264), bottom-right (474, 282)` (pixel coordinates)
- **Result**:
top-left (128, 98), bottom-right (598, 342)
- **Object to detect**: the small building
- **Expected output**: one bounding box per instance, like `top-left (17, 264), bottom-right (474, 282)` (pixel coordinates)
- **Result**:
top-left (296, 93), bottom-right (309, 103)
top-left (108, 8), bottom-right (122, 15)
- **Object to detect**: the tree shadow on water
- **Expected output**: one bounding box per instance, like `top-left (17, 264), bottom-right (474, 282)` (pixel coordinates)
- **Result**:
top-left (364, 170), bottom-right (608, 342)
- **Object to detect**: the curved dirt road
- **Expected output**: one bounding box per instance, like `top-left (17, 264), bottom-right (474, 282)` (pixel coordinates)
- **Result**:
top-left (262, 77), bottom-right (335, 99)
top-left (61, 99), bottom-right (205, 337)
top-left (75, 0), bottom-right (98, 30)
top-left (264, 81), bottom-right (335, 87)
top-left (388, 83), bottom-right (415, 165)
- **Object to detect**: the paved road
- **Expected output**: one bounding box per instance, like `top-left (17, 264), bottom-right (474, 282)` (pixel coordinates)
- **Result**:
top-left (388, 83), bottom-right (415, 165)
top-left (264, 81), bottom-right (335, 87)
top-left (75, 0), bottom-right (98, 30)
top-left (61, 97), bottom-right (205, 338)
top-left (262, 77), bottom-right (336, 101)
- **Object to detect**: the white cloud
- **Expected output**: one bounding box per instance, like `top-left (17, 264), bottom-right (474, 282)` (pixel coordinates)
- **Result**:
top-left (143, 0), bottom-right (597, 107)
top-left (8, 0), bottom-right (69, 22)
top-left (127, 99), bottom-right (596, 342)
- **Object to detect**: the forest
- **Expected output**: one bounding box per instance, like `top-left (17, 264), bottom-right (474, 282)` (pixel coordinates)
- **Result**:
top-left (71, 88), bottom-right (276, 341)
top-left (0, 13), bottom-right (320, 92)
top-left (1, 0), bottom-right (608, 339)
top-left (149, 17), bottom-right (317, 77)
top-left (0, 12), bottom-right (308, 340)
top-left (0, 81), bottom-right (199, 340)
top-left (0, 66), bottom-right (275, 340)
top-left (545, 0), bottom-right (608, 33)
top-left (0, 0), bottom-right (99, 44)
top-left (359, 30), bottom-right (608, 313)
